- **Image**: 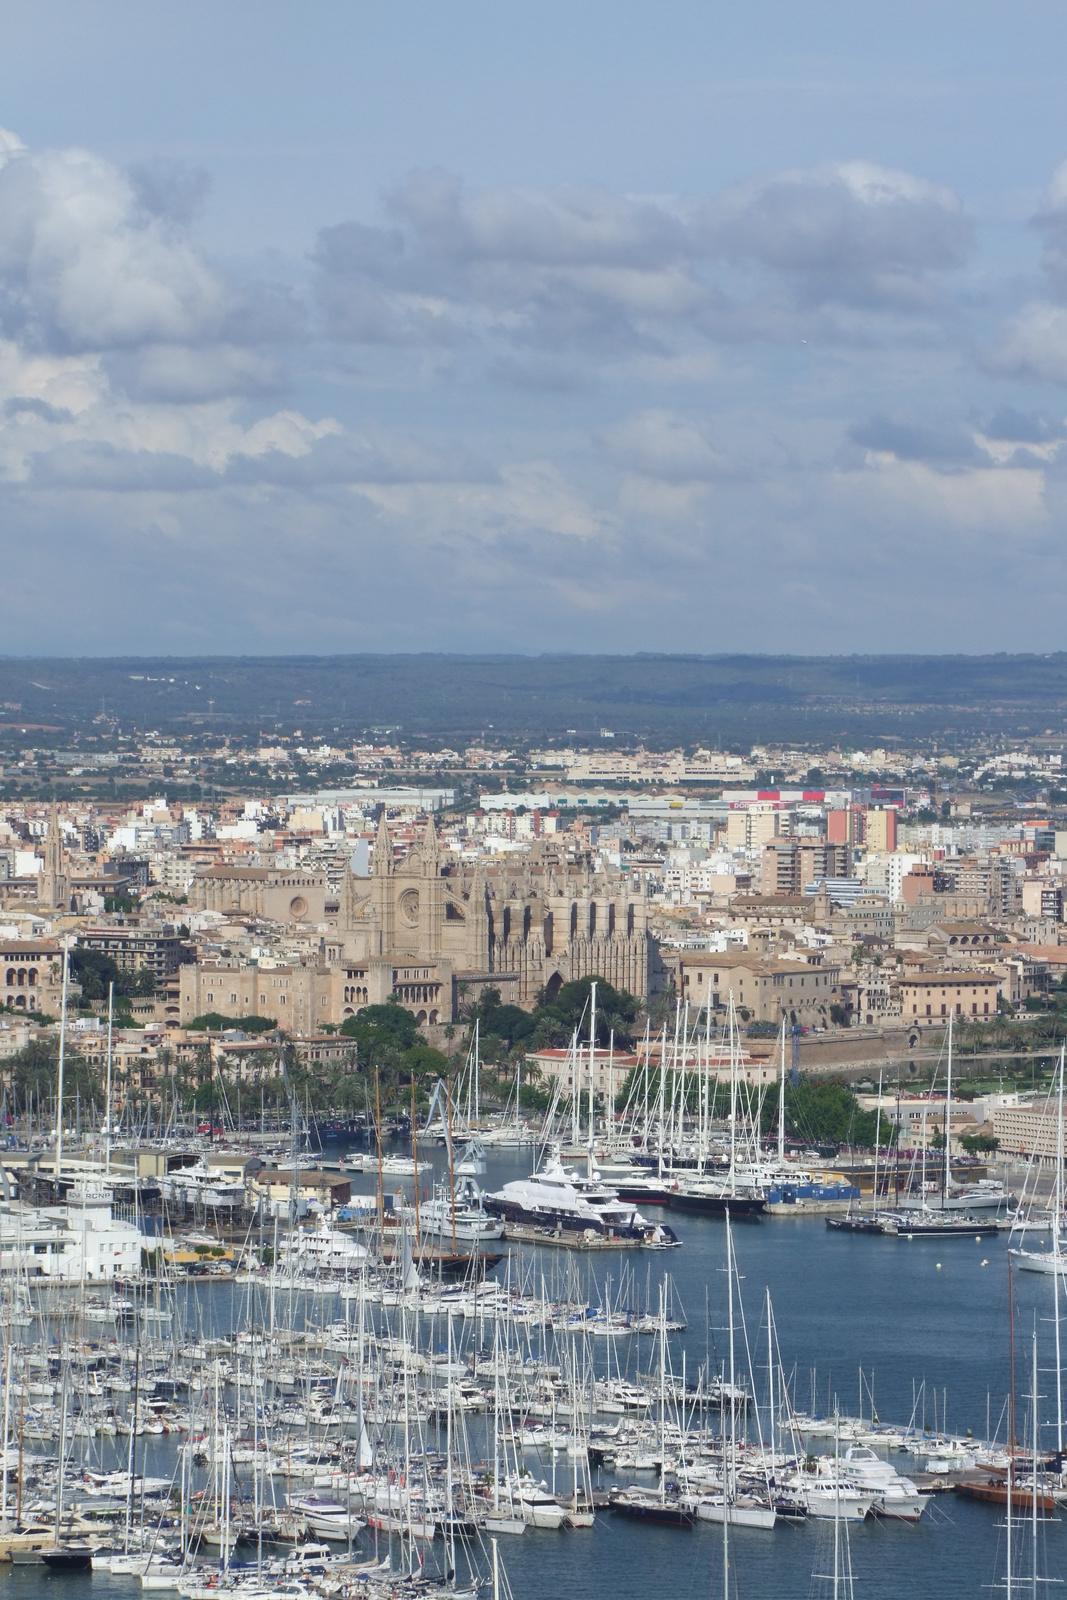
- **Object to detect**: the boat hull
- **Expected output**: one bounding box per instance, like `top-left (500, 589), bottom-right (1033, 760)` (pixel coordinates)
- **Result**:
top-left (667, 1191), bottom-right (766, 1216)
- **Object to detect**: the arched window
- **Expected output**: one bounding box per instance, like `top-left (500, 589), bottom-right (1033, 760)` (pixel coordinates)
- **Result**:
top-left (27, 968), bottom-right (36, 986)
top-left (5, 970), bottom-right (13, 987)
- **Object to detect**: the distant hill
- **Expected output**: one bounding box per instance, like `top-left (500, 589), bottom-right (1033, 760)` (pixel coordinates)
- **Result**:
top-left (0, 653), bottom-right (1065, 746)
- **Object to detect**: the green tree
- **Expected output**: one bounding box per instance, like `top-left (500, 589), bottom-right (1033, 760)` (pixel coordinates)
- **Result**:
top-left (961, 1132), bottom-right (1000, 1155)
top-left (187, 1013), bottom-right (277, 1033)
top-left (10, 1036), bottom-right (101, 1109)
top-left (763, 1077), bottom-right (891, 1149)
top-left (340, 1001), bottom-right (420, 1051)
top-left (69, 946), bottom-right (155, 1004)
top-left (529, 976), bottom-right (639, 1048)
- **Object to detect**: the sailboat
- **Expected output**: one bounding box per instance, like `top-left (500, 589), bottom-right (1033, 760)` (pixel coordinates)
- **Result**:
top-left (1013, 1045), bottom-right (1067, 1275)
top-left (808, 1419), bottom-right (856, 1600)
top-left (609, 1285), bottom-right (694, 1526)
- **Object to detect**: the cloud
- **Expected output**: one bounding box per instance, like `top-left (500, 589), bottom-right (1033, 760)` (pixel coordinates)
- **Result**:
top-left (989, 301), bottom-right (1067, 386)
top-left (313, 162), bottom-right (971, 361)
top-left (128, 157), bottom-right (211, 227)
top-left (848, 414), bottom-right (986, 467)
top-left (4, 121), bottom-right (1066, 657)
top-left (695, 162), bottom-right (970, 311)
top-left (224, 429), bottom-right (494, 488)
top-left (0, 144), bottom-right (229, 352)
top-left (107, 343), bottom-right (286, 403)
top-left (597, 409), bottom-right (728, 480)
top-left (985, 161), bottom-right (1067, 386)
top-left (28, 441), bottom-right (218, 491)
top-left (976, 407), bottom-right (1067, 465)
top-left (2, 394), bottom-right (73, 423)
top-left (0, 125), bottom-right (300, 383)
top-left (359, 460), bottom-right (612, 546)
top-left (833, 455), bottom-right (1047, 534)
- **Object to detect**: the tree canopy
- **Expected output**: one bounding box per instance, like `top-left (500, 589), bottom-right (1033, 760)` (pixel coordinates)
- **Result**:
top-left (468, 976), bottom-right (639, 1055)
top-left (340, 1002), bottom-right (421, 1053)
top-left (761, 1077), bottom-right (889, 1149)
top-left (69, 945), bottom-right (155, 1003)
top-left (8, 1035), bottom-right (101, 1107)
top-left (187, 1013), bottom-right (277, 1033)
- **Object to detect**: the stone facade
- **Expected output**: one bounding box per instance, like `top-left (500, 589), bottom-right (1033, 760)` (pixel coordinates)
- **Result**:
top-left (1, 941), bottom-right (68, 1015)
top-left (183, 818), bottom-right (656, 1026)
top-left (189, 867), bottom-right (328, 924)
top-left (337, 818), bottom-right (653, 1021)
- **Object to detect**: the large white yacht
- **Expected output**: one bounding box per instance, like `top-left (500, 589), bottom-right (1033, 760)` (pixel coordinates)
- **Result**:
top-left (415, 1178), bottom-right (505, 1243)
top-left (485, 1151), bottom-right (678, 1244)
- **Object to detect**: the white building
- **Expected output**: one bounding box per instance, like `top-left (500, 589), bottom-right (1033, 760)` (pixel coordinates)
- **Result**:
top-left (0, 1191), bottom-right (143, 1283)
top-left (863, 852), bottom-right (927, 903)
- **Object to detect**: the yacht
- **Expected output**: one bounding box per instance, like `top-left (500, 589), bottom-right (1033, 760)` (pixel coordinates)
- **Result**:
top-left (415, 1179), bottom-right (504, 1243)
top-left (485, 1152), bottom-right (679, 1244)
top-left (279, 1214), bottom-right (373, 1274)
top-left (669, 1173), bottom-right (766, 1217)
top-left (837, 1446), bottom-right (926, 1521)
top-left (921, 1177), bottom-right (1015, 1214)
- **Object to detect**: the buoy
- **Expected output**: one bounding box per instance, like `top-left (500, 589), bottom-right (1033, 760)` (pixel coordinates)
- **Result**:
top-left (936, 1263), bottom-right (942, 1269)
top-left (981, 1259), bottom-right (989, 1266)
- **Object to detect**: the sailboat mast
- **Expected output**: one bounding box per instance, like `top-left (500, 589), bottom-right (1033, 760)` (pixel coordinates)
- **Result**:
top-left (1031, 1328), bottom-right (1039, 1600)
top-left (54, 937), bottom-right (70, 1181)
top-left (1055, 1045), bottom-right (1065, 1454)
top-left (723, 1216), bottom-right (733, 1600)
top-left (873, 1068), bottom-right (883, 1219)
top-left (588, 980), bottom-right (597, 1175)
top-left (104, 982), bottom-right (114, 1176)
top-left (943, 1013), bottom-right (953, 1202)
top-left (777, 1016), bottom-right (787, 1167)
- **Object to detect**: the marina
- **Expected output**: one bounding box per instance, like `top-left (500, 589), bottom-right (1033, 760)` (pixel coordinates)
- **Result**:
top-left (0, 993), bottom-right (1063, 1600)
top-left (0, 1121), bottom-right (1062, 1600)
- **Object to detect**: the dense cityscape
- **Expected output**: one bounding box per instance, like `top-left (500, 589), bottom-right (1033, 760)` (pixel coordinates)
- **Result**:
top-left (5, 1), bottom-right (1067, 1596)
top-left (0, 702), bottom-right (1065, 1596)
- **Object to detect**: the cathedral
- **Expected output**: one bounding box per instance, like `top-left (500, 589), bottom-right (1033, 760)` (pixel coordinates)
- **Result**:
top-left (36, 800), bottom-right (72, 912)
top-left (335, 817), bottom-right (654, 1023)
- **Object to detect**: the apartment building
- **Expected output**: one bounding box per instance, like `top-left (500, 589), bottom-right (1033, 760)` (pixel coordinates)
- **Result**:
top-left (78, 922), bottom-right (190, 980)
top-left (992, 1101), bottom-right (1067, 1162)
top-left (897, 971), bottom-right (1000, 1022)
top-left (761, 839), bottom-right (851, 896)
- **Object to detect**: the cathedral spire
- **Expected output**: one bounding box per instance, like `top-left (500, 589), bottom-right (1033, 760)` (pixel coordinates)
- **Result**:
top-left (372, 812), bottom-right (393, 877)
top-left (38, 798), bottom-right (71, 911)
top-left (422, 814), bottom-right (439, 874)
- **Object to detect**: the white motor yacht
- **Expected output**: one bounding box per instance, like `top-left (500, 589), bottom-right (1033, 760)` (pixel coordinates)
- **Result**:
top-left (485, 1151), bottom-right (679, 1244)
top-left (416, 1178), bottom-right (504, 1242)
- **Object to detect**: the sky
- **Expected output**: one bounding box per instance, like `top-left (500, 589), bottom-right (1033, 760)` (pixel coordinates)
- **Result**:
top-left (3, 1), bottom-right (1067, 656)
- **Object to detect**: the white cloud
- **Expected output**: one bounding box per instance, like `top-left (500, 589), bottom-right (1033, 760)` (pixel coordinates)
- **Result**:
top-left (992, 301), bottom-right (1067, 386)
top-left (315, 161), bottom-right (970, 358)
top-left (597, 409), bottom-right (727, 480)
top-left (0, 145), bottom-right (229, 351)
top-left (834, 456), bottom-right (1047, 533)
top-left (359, 460), bottom-right (611, 545)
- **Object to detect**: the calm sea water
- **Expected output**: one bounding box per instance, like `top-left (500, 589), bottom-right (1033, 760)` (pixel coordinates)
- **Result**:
top-left (2, 1145), bottom-right (1063, 1600)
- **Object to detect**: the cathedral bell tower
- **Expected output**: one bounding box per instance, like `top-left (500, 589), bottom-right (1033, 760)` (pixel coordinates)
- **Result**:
top-left (37, 799), bottom-right (72, 912)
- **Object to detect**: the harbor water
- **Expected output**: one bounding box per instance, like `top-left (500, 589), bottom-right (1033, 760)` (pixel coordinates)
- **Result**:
top-left (2, 1144), bottom-right (1063, 1600)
